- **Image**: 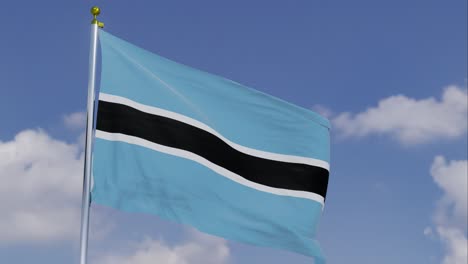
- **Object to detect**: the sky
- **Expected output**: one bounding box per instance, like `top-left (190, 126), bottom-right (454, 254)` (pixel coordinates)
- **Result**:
top-left (0, 1), bottom-right (466, 264)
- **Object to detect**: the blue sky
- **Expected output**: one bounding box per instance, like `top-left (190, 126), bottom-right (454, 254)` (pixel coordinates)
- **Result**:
top-left (0, 1), bottom-right (466, 264)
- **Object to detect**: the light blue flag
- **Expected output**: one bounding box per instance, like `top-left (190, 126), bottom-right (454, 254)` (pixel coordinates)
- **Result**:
top-left (92, 30), bottom-right (330, 263)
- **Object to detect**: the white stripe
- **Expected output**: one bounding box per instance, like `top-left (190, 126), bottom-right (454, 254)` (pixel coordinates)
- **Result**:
top-left (98, 92), bottom-right (330, 171)
top-left (96, 130), bottom-right (325, 206)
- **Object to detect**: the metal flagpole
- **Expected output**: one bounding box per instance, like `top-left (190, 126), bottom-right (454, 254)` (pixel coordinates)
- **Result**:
top-left (79, 6), bottom-right (104, 264)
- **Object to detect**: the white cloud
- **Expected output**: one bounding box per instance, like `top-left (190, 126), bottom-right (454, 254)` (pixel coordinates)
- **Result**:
top-left (333, 85), bottom-right (468, 144)
top-left (431, 156), bottom-right (468, 226)
top-left (312, 104), bottom-right (334, 119)
top-left (423, 227), bottom-right (433, 238)
top-left (0, 129), bottom-right (84, 242)
top-left (429, 156), bottom-right (468, 264)
top-left (95, 231), bottom-right (230, 264)
top-left (63, 111), bottom-right (86, 130)
top-left (437, 227), bottom-right (467, 264)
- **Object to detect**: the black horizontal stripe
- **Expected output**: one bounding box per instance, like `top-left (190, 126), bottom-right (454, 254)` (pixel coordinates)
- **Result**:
top-left (96, 100), bottom-right (329, 199)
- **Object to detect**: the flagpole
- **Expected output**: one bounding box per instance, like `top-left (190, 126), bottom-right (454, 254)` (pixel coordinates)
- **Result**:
top-left (79, 6), bottom-right (103, 264)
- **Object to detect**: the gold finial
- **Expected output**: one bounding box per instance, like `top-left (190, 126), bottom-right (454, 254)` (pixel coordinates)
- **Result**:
top-left (90, 6), bottom-right (104, 28)
top-left (91, 6), bottom-right (100, 16)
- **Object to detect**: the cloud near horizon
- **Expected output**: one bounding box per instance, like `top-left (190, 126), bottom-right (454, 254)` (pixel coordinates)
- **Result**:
top-left (95, 231), bottom-right (230, 264)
